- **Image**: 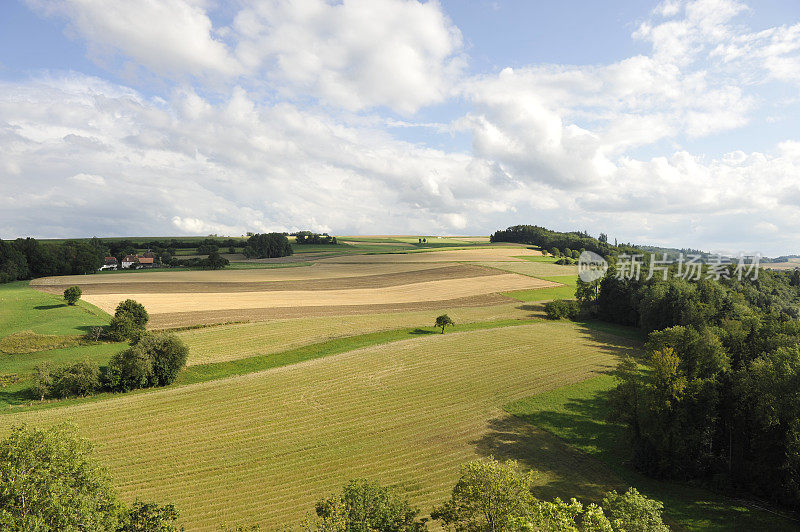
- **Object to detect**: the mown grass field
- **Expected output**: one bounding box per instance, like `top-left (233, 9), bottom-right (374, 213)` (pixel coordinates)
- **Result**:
top-left (179, 303), bottom-right (538, 365)
top-left (3, 322), bottom-right (634, 529)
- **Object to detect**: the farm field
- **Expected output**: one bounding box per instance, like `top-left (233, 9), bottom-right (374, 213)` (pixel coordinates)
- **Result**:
top-left (2, 238), bottom-right (787, 530)
top-left (3, 322), bottom-right (634, 529)
top-left (29, 250), bottom-right (565, 327)
top-left (79, 273), bottom-right (557, 315)
top-left (179, 302), bottom-right (538, 365)
top-left (30, 262), bottom-right (454, 287)
top-left (317, 246), bottom-right (544, 263)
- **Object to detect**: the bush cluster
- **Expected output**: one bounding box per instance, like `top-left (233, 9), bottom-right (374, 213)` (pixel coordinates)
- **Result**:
top-left (305, 457), bottom-right (668, 531)
top-left (544, 299), bottom-right (581, 320)
top-left (32, 332), bottom-right (188, 400)
top-left (243, 232), bottom-right (293, 259)
top-left (106, 333), bottom-right (188, 392)
top-left (32, 361), bottom-right (101, 400)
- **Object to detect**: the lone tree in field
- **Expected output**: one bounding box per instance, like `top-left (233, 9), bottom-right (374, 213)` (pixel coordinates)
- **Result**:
top-left (63, 285), bottom-right (82, 305)
top-left (108, 299), bottom-right (149, 342)
top-left (435, 314), bottom-right (454, 334)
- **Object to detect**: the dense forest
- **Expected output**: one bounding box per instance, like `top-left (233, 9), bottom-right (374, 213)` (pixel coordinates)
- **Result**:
top-left (293, 231), bottom-right (338, 245)
top-left (497, 223), bottom-right (800, 511)
top-left (0, 237), bottom-right (105, 282)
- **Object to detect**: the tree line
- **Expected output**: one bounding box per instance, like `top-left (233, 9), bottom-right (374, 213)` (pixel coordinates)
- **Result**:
top-left (490, 225), bottom-right (614, 257)
top-left (243, 232), bottom-right (293, 258)
top-left (294, 231), bottom-right (338, 245)
top-left (1, 424), bottom-right (670, 531)
top-left (541, 241), bottom-right (800, 511)
top-left (0, 237), bottom-right (106, 283)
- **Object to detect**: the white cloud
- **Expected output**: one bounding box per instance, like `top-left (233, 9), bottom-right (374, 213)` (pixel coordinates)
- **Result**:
top-left (232, 0), bottom-right (465, 113)
top-left (28, 0), bottom-right (465, 113)
top-left (69, 173), bottom-right (106, 186)
top-left (0, 75), bottom-right (509, 238)
top-left (27, 0), bottom-right (240, 79)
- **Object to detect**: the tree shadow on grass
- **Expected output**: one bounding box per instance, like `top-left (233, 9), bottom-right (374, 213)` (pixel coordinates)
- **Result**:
top-left (471, 414), bottom-right (625, 504)
top-left (409, 329), bottom-right (438, 335)
top-left (0, 386), bottom-right (38, 408)
top-left (34, 304), bottom-right (66, 311)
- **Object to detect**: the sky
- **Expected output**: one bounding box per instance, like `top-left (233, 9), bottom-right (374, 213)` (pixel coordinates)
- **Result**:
top-left (1, 0), bottom-right (800, 255)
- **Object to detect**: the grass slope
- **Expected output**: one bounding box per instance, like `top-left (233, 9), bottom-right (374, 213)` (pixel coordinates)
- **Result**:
top-left (505, 274), bottom-right (578, 302)
top-left (2, 322), bottom-right (635, 529)
top-left (0, 282), bottom-right (110, 337)
top-left (505, 377), bottom-right (800, 531)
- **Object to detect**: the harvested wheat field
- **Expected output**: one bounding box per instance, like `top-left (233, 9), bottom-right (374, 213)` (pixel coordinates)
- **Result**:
top-left (5, 322), bottom-right (635, 529)
top-left (35, 265), bottom-right (499, 295)
top-left (147, 293), bottom-right (521, 329)
top-left (81, 274), bottom-right (558, 315)
top-left (179, 302), bottom-right (539, 365)
top-left (30, 262), bottom-right (452, 287)
top-left (318, 246), bottom-right (543, 263)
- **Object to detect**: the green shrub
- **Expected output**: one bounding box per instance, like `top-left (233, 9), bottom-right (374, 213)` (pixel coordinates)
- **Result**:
top-left (108, 314), bottom-right (142, 342)
top-left (311, 479), bottom-right (425, 531)
top-left (50, 361), bottom-right (101, 398)
top-left (602, 488), bottom-right (669, 531)
top-left (544, 299), bottom-right (580, 320)
top-left (106, 346), bottom-right (153, 392)
top-left (33, 361), bottom-right (101, 399)
top-left (63, 285), bottom-right (82, 305)
top-left (105, 333), bottom-right (188, 392)
top-left (139, 333), bottom-right (189, 386)
top-left (108, 299), bottom-right (149, 341)
top-left (115, 299), bottom-right (149, 328)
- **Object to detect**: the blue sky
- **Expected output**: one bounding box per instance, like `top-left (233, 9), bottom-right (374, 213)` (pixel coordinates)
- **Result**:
top-left (2, 0), bottom-right (800, 255)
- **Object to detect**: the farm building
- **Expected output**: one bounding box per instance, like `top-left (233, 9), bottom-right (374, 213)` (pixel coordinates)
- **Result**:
top-left (120, 254), bottom-right (157, 269)
top-left (98, 256), bottom-right (118, 270)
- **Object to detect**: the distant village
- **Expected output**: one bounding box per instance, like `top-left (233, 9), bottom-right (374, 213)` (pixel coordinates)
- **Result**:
top-left (99, 252), bottom-right (157, 270)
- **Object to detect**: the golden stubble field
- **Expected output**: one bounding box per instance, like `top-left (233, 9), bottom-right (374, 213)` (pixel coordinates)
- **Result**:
top-left (5, 322), bottom-right (634, 530)
top-left (79, 274), bottom-right (557, 315)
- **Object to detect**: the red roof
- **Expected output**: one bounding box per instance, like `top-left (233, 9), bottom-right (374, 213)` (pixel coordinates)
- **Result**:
top-left (138, 257), bottom-right (155, 264)
top-left (104, 257), bottom-right (117, 262)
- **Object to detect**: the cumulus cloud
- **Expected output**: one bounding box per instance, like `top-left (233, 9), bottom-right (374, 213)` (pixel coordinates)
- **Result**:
top-left (26, 0), bottom-right (240, 79)
top-left (0, 75), bottom-right (510, 238)
top-left (28, 0), bottom-right (465, 113)
top-left (231, 0), bottom-right (465, 113)
top-left (69, 173), bottom-right (106, 186)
